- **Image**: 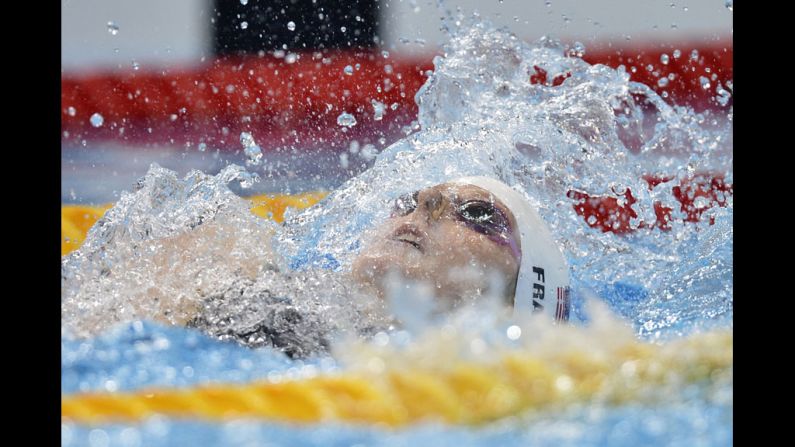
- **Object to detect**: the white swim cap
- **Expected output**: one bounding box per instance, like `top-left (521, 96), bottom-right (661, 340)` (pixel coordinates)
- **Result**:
top-left (451, 177), bottom-right (571, 321)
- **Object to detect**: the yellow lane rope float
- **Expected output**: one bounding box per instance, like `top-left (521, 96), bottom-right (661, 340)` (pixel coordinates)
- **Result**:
top-left (61, 192), bottom-right (328, 256)
top-left (62, 330), bottom-right (732, 426)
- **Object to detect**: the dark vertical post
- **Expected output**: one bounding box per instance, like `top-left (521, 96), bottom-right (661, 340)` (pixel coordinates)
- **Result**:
top-left (212, 0), bottom-right (380, 56)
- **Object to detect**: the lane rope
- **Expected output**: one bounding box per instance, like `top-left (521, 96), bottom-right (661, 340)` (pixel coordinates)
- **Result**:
top-left (62, 330), bottom-right (732, 426)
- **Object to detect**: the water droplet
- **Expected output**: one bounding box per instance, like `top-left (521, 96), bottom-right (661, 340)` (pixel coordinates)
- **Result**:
top-left (545, 0), bottom-right (552, 7)
top-left (337, 112), bottom-right (357, 127)
top-left (119, 428), bottom-right (141, 447)
top-left (240, 21), bottom-right (248, 30)
top-left (339, 152), bottom-right (349, 169)
top-left (131, 60), bottom-right (140, 71)
top-left (240, 131), bottom-right (263, 165)
top-left (344, 65), bottom-right (354, 75)
top-left (569, 41), bottom-right (586, 57)
top-left (506, 325), bottom-right (522, 340)
top-left (90, 113), bottom-right (104, 127)
top-left (373, 331), bottom-right (390, 346)
top-left (359, 143), bottom-right (378, 161)
top-left (725, 0), bottom-right (733, 11)
top-left (390, 102), bottom-right (399, 110)
top-left (699, 76), bottom-right (711, 90)
top-left (555, 375), bottom-right (573, 392)
top-left (690, 49), bottom-right (699, 61)
top-left (243, 146), bottom-right (262, 166)
top-left (715, 83), bottom-right (732, 106)
top-left (240, 0), bottom-right (248, 4)
top-left (88, 429), bottom-right (110, 447)
top-left (673, 49), bottom-right (682, 59)
top-left (381, 50), bottom-right (390, 58)
top-left (384, 64), bottom-right (393, 74)
top-left (198, 143), bottom-right (207, 152)
top-left (239, 132), bottom-right (255, 148)
top-left (67, 106), bottom-right (76, 116)
top-left (660, 54), bottom-right (670, 65)
top-left (285, 53), bottom-right (298, 64)
top-left (340, 26), bottom-right (347, 33)
top-left (692, 196), bottom-right (711, 209)
top-left (238, 171), bottom-right (259, 189)
top-left (657, 77), bottom-right (669, 88)
top-left (104, 379), bottom-right (118, 392)
top-left (371, 99), bottom-right (385, 121)
top-left (287, 21), bottom-right (296, 31)
top-left (670, 23), bottom-right (678, 29)
top-left (106, 21), bottom-right (119, 35)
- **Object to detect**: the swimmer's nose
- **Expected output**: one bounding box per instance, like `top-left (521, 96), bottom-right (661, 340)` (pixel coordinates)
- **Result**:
top-left (421, 189), bottom-right (446, 223)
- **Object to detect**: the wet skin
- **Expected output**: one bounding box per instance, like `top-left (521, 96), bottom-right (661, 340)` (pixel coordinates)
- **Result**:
top-left (351, 183), bottom-right (521, 309)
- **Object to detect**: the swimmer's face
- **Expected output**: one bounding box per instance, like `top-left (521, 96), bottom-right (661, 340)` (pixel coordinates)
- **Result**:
top-left (352, 183), bottom-right (521, 308)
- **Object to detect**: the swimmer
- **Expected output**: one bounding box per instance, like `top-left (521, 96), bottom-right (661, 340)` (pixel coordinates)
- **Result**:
top-left (190, 176), bottom-right (571, 357)
top-left (351, 177), bottom-right (571, 320)
top-left (63, 172), bottom-right (572, 357)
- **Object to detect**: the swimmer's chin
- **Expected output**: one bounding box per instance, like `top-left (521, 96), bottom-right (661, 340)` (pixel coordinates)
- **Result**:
top-left (352, 253), bottom-right (421, 298)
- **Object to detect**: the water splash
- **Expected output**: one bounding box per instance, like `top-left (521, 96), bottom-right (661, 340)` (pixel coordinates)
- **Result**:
top-left (275, 19), bottom-right (731, 340)
top-left (62, 164), bottom-right (278, 337)
top-left (61, 163), bottom-right (389, 355)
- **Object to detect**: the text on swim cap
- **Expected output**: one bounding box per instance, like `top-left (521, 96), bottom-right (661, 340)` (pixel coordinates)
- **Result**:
top-left (532, 266), bottom-right (545, 312)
